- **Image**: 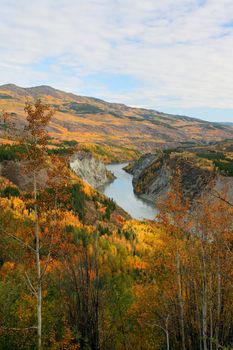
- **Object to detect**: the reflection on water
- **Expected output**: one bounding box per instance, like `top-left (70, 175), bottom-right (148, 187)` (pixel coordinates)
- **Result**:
top-left (100, 163), bottom-right (158, 220)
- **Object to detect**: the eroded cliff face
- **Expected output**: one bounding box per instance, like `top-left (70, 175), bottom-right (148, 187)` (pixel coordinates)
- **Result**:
top-left (70, 151), bottom-right (114, 188)
top-left (0, 151), bottom-right (114, 191)
top-left (128, 152), bottom-right (233, 205)
top-left (124, 153), bottom-right (158, 182)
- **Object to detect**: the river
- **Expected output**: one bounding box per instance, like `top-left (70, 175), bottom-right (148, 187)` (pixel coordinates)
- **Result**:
top-left (100, 163), bottom-right (158, 220)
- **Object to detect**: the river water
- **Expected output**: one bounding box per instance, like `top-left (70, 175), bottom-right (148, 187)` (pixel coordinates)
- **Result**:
top-left (101, 163), bottom-right (158, 220)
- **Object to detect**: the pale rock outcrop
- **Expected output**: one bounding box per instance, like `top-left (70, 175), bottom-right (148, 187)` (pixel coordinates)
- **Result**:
top-left (70, 151), bottom-right (114, 188)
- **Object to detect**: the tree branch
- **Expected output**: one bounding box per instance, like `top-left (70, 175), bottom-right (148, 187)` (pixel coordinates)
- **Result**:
top-left (212, 190), bottom-right (233, 207)
top-left (7, 234), bottom-right (35, 253)
top-left (0, 326), bottom-right (37, 332)
top-left (24, 272), bottom-right (38, 298)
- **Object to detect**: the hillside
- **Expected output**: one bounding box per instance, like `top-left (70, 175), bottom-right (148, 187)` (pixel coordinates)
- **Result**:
top-left (125, 140), bottom-right (233, 206)
top-left (1, 93), bottom-right (233, 350)
top-left (0, 84), bottom-right (233, 153)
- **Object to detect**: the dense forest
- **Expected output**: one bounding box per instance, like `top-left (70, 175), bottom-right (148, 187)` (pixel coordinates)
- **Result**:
top-left (1, 101), bottom-right (233, 350)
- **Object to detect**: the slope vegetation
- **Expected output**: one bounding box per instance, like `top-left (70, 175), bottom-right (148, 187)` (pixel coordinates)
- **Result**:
top-left (0, 84), bottom-right (233, 152)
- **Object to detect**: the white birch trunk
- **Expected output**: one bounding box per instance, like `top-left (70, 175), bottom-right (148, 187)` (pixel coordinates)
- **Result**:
top-left (34, 172), bottom-right (42, 350)
top-left (176, 251), bottom-right (186, 350)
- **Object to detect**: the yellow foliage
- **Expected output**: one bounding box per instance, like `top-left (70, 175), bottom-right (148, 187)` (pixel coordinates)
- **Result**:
top-left (127, 256), bottom-right (148, 270)
top-left (0, 196), bottom-right (33, 220)
top-left (122, 220), bottom-right (163, 254)
top-left (82, 181), bottom-right (93, 197)
top-left (61, 211), bottom-right (81, 228)
top-left (16, 293), bottom-right (36, 324)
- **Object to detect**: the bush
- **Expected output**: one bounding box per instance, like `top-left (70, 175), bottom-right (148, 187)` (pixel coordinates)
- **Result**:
top-left (0, 144), bottom-right (26, 161)
top-left (197, 152), bottom-right (226, 161)
top-left (64, 102), bottom-right (103, 114)
top-left (1, 186), bottom-right (20, 198)
top-left (214, 160), bottom-right (233, 176)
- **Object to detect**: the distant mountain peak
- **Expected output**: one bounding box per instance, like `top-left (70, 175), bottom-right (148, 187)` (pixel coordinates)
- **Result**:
top-left (0, 83), bottom-right (18, 88)
top-left (26, 85), bottom-right (64, 98)
top-left (0, 83), bottom-right (31, 96)
top-left (0, 84), bottom-right (67, 99)
top-left (26, 85), bottom-right (58, 92)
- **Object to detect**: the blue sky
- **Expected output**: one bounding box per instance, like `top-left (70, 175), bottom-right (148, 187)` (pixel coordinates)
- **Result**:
top-left (0, 0), bottom-right (233, 122)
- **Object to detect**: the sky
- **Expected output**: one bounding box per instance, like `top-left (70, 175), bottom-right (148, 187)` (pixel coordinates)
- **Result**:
top-left (0, 0), bottom-right (233, 122)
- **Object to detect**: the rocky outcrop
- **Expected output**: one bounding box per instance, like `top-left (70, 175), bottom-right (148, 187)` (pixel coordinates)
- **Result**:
top-left (0, 161), bottom-right (49, 191)
top-left (124, 153), bottom-right (158, 182)
top-left (128, 152), bottom-right (225, 205)
top-left (0, 151), bottom-right (114, 191)
top-left (70, 151), bottom-right (114, 188)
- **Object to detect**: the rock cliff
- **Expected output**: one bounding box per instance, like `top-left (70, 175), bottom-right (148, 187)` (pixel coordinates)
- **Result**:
top-left (70, 151), bottom-right (114, 188)
top-left (0, 151), bottom-right (114, 191)
top-left (127, 152), bottom-right (233, 205)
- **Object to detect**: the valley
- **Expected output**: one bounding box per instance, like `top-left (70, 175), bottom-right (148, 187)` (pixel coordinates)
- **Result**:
top-left (1, 92), bottom-right (233, 350)
top-left (2, 0), bottom-right (233, 348)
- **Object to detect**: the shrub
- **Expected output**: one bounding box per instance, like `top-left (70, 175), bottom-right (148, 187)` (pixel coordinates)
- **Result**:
top-left (1, 186), bottom-right (20, 198)
top-left (0, 144), bottom-right (26, 161)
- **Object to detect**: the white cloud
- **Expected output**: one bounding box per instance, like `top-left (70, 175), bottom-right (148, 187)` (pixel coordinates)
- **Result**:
top-left (0, 0), bottom-right (233, 119)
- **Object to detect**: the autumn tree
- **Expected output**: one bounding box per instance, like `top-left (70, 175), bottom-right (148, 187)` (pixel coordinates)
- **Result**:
top-left (0, 100), bottom-right (55, 349)
top-left (23, 100), bottom-right (55, 350)
top-left (146, 180), bottom-right (233, 350)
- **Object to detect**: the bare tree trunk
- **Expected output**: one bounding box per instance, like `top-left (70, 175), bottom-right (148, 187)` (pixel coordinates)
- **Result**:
top-left (176, 251), bottom-right (186, 350)
top-left (216, 256), bottom-right (221, 350)
top-left (165, 316), bottom-right (170, 350)
top-left (166, 330), bottom-right (170, 350)
top-left (84, 239), bottom-right (90, 343)
top-left (152, 316), bottom-right (170, 350)
top-left (201, 244), bottom-right (208, 350)
top-left (196, 287), bottom-right (202, 350)
top-left (209, 273), bottom-right (213, 350)
top-left (94, 233), bottom-right (100, 350)
top-left (193, 271), bottom-right (202, 350)
top-left (34, 173), bottom-right (42, 350)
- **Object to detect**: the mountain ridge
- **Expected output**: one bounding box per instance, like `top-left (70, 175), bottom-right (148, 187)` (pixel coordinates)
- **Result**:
top-left (0, 83), bottom-right (233, 152)
top-left (0, 83), bottom-right (218, 122)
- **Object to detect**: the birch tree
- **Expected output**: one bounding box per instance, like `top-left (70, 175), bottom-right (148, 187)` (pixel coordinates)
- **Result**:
top-left (23, 100), bottom-right (54, 350)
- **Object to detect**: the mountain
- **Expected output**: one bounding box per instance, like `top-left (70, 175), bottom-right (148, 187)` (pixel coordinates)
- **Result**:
top-left (0, 84), bottom-right (233, 152)
top-left (220, 122), bottom-right (233, 126)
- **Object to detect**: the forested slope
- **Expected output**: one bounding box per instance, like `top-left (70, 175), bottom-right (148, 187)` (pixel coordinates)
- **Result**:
top-left (1, 100), bottom-right (233, 350)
